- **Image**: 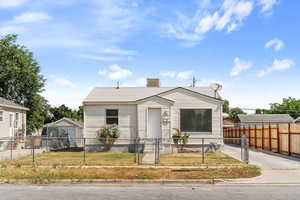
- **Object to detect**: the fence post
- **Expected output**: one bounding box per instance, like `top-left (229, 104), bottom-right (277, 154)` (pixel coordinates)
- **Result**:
top-left (10, 136), bottom-right (13, 160)
top-left (269, 123), bottom-right (271, 151)
top-left (248, 126), bottom-right (251, 147)
top-left (262, 124), bottom-right (265, 150)
top-left (32, 136), bottom-right (35, 164)
top-left (83, 138), bottom-right (86, 165)
top-left (254, 125), bottom-right (257, 149)
top-left (202, 138), bottom-right (204, 164)
top-left (277, 124), bottom-right (280, 153)
top-left (288, 123), bottom-right (291, 156)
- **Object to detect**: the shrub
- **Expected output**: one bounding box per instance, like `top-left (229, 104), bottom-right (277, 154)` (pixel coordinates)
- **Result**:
top-left (97, 125), bottom-right (120, 151)
top-left (172, 128), bottom-right (190, 151)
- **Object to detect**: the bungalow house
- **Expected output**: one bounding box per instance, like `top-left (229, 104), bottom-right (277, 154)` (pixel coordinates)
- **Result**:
top-left (0, 97), bottom-right (29, 138)
top-left (236, 114), bottom-right (294, 126)
top-left (83, 79), bottom-right (224, 152)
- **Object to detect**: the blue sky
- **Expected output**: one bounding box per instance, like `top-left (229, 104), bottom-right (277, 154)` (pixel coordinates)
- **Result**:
top-left (0, 0), bottom-right (299, 109)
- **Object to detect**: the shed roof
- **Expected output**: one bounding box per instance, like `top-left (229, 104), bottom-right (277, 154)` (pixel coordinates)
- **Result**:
top-left (295, 117), bottom-right (300, 122)
top-left (83, 86), bottom-right (222, 103)
top-left (0, 97), bottom-right (29, 111)
top-left (237, 114), bottom-right (294, 123)
top-left (45, 117), bottom-right (83, 128)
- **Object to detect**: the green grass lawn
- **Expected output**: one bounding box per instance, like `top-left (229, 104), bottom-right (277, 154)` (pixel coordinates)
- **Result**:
top-left (159, 152), bottom-right (245, 166)
top-left (2, 152), bottom-right (139, 166)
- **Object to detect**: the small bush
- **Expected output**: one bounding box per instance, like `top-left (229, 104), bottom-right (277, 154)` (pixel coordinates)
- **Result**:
top-left (172, 128), bottom-right (190, 151)
top-left (97, 125), bottom-right (120, 151)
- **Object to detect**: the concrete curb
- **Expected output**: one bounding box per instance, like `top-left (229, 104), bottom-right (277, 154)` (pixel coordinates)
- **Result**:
top-left (39, 165), bottom-right (245, 169)
top-left (0, 179), bottom-right (224, 185)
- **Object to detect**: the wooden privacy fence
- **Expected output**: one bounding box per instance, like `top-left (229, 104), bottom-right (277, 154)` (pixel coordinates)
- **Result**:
top-left (224, 123), bottom-right (300, 157)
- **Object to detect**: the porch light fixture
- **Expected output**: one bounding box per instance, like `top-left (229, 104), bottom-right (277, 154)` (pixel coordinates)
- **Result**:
top-left (162, 111), bottom-right (170, 125)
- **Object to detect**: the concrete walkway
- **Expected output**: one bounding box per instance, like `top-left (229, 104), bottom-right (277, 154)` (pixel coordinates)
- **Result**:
top-left (223, 145), bottom-right (300, 184)
top-left (142, 153), bottom-right (155, 165)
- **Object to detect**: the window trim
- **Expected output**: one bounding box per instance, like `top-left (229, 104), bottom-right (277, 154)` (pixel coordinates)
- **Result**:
top-left (0, 110), bottom-right (3, 122)
top-left (179, 108), bottom-right (212, 133)
top-left (105, 109), bottom-right (119, 125)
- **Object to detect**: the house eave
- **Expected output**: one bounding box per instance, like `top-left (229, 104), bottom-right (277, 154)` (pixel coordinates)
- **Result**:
top-left (0, 103), bottom-right (29, 111)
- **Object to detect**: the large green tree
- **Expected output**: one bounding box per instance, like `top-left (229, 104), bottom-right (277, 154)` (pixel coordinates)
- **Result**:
top-left (0, 34), bottom-right (49, 134)
top-left (48, 104), bottom-right (83, 122)
top-left (229, 107), bottom-right (246, 120)
top-left (223, 99), bottom-right (230, 113)
top-left (270, 97), bottom-right (300, 119)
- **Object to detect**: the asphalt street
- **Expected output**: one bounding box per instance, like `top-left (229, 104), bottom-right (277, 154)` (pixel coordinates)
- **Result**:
top-left (0, 185), bottom-right (300, 200)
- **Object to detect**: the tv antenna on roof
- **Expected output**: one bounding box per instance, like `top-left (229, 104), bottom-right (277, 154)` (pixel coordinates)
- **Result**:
top-left (191, 76), bottom-right (200, 87)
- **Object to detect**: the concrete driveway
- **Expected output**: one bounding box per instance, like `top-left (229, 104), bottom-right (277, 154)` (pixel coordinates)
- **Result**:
top-left (223, 145), bottom-right (300, 184)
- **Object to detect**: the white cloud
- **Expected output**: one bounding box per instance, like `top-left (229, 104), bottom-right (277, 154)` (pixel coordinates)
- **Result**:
top-left (230, 57), bottom-right (252, 76)
top-left (0, 0), bottom-right (26, 8)
top-left (0, 26), bottom-right (25, 35)
top-left (121, 77), bottom-right (147, 87)
top-left (50, 75), bottom-right (77, 87)
top-left (265, 38), bottom-right (284, 51)
top-left (100, 64), bottom-right (133, 80)
top-left (100, 47), bottom-right (137, 56)
top-left (258, 0), bottom-right (278, 13)
top-left (160, 71), bottom-right (177, 78)
top-left (79, 54), bottom-right (123, 61)
top-left (257, 59), bottom-right (295, 77)
top-left (12, 12), bottom-right (51, 24)
top-left (98, 69), bottom-right (107, 76)
top-left (177, 71), bottom-right (193, 80)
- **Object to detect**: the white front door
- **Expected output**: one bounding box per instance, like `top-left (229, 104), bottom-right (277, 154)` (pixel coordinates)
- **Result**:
top-left (147, 108), bottom-right (161, 139)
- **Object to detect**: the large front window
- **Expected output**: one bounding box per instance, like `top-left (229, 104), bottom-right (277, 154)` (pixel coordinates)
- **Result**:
top-left (106, 109), bottom-right (119, 125)
top-left (180, 109), bottom-right (212, 132)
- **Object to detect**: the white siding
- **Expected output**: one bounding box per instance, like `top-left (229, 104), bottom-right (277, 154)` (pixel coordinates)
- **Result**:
top-left (137, 97), bottom-right (171, 139)
top-left (84, 104), bottom-right (137, 144)
top-left (0, 107), bottom-right (27, 137)
top-left (161, 88), bottom-right (223, 139)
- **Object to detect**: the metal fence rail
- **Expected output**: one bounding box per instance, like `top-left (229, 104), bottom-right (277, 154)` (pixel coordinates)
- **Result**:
top-left (0, 136), bottom-right (249, 166)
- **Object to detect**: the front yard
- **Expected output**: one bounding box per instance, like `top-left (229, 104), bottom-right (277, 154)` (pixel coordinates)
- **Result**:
top-left (0, 151), bottom-right (260, 181)
top-left (2, 152), bottom-right (138, 166)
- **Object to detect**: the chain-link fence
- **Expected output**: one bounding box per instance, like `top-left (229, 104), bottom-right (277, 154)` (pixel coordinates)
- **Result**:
top-left (0, 136), bottom-right (249, 166)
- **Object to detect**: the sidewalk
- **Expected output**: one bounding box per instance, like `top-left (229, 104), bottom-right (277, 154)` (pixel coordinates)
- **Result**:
top-left (222, 145), bottom-right (300, 184)
top-left (142, 153), bottom-right (155, 165)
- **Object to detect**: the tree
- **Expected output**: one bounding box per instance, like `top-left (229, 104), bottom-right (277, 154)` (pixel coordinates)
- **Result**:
top-left (223, 100), bottom-right (230, 113)
top-left (0, 34), bottom-right (49, 134)
top-left (229, 107), bottom-right (246, 120)
top-left (47, 104), bottom-right (83, 122)
top-left (270, 97), bottom-right (300, 119)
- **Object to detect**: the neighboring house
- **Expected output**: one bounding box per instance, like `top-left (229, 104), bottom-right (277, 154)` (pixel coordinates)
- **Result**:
top-left (41, 117), bottom-right (84, 147)
top-left (83, 78), bottom-right (224, 152)
top-left (0, 97), bottom-right (29, 138)
top-left (295, 117), bottom-right (300, 124)
top-left (236, 114), bottom-right (294, 126)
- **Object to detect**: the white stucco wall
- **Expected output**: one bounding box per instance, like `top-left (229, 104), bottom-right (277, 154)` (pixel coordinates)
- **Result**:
top-left (0, 107), bottom-right (26, 137)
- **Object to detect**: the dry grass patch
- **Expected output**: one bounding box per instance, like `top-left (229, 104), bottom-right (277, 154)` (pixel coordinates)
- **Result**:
top-left (160, 152), bottom-right (245, 166)
top-left (0, 166), bottom-right (260, 180)
top-left (2, 152), bottom-right (138, 166)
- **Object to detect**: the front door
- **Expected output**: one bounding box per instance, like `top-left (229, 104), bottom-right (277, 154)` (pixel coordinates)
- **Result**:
top-left (147, 108), bottom-right (161, 139)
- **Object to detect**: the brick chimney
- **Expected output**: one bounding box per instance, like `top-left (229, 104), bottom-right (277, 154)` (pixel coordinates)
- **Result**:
top-left (147, 78), bottom-right (160, 87)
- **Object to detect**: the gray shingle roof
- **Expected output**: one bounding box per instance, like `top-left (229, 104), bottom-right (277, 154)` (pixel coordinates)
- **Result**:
top-left (45, 117), bottom-right (83, 128)
top-left (237, 114), bottom-right (294, 123)
top-left (83, 87), bottom-right (222, 103)
top-left (0, 97), bottom-right (29, 111)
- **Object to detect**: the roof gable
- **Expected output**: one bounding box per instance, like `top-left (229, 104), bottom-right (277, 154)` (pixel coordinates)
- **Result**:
top-left (0, 97), bottom-right (29, 111)
top-left (46, 117), bottom-right (83, 128)
top-left (83, 86), bottom-right (222, 104)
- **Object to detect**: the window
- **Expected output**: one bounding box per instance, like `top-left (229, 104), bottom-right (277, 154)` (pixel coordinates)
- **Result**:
top-left (14, 113), bottom-right (19, 128)
top-left (106, 109), bottom-right (118, 125)
top-left (9, 114), bottom-right (13, 127)
top-left (180, 109), bottom-right (212, 132)
top-left (0, 111), bottom-right (3, 122)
